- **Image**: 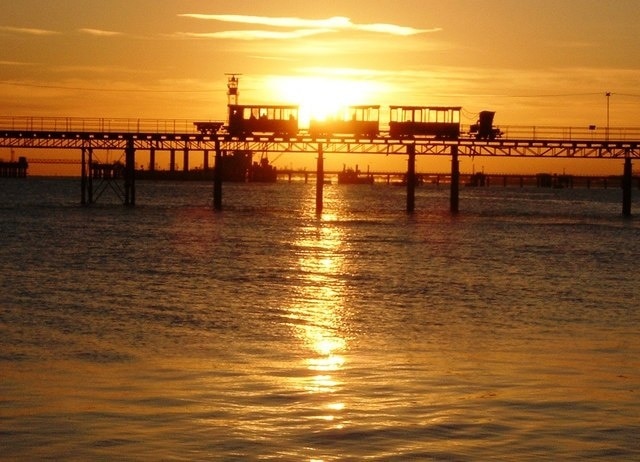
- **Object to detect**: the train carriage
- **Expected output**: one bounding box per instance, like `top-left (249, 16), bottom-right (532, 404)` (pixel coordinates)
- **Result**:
top-left (309, 105), bottom-right (380, 137)
top-left (227, 104), bottom-right (299, 137)
top-left (389, 106), bottom-right (461, 139)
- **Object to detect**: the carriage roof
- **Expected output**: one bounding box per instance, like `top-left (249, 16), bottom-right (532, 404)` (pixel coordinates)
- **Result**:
top-left (229, 104), bottom-right (299, 110)
top-left (389, 105), bottom-right (462, 111)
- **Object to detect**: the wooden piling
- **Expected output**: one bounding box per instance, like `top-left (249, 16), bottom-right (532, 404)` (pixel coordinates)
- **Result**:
top-left (213, 140), bottom-right (222, 211)
top-left (316, 144), bottom-right (324, 215)
top-left (450, 145), bottom-right (460, 213)
top-left (406, 144), bottom-right (416, 213)
top-left (622, 156), bottom-right (632, 217)
top-left (124, 139), bottom-right (136, 206)
top-left (88, 148), bottom-right (94, 204)
top-left (149, 148), bottom-right (156, 171)
top-left (81, 147), bottom-right (87, 205)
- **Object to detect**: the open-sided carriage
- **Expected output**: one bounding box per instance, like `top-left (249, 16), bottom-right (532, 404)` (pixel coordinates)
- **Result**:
top-left (309, 105), bottom-right (380, 137)
top-left (389, 106), bottom-right (461, 139)
top-left (227, 104), bottom-right (298, 137)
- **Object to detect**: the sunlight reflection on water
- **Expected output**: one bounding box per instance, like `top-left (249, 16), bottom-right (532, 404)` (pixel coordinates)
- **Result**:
top-left (1, 180), bottom-right (639, 460)
top-left (286, 186), bottom-right (350, 437)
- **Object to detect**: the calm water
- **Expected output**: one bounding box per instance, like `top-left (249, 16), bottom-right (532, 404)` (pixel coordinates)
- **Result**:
top-left (1, 178), bottom-right (639, 460)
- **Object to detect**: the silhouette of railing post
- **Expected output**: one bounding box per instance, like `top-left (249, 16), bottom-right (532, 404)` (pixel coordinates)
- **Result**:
top-left (450, 145), bottom-right (460, 213)
top-left (622, 155), bottom-right (632, 217)
top-left (406, 144), bottom-right (416, 213)
top-left (213, 140), bottom-right (222, 211)
top-left (316, 144), bottom-right (324, 215)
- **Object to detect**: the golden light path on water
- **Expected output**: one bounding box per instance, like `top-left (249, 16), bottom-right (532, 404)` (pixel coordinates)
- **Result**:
top-left (286, 187), bottom-right (350, 446)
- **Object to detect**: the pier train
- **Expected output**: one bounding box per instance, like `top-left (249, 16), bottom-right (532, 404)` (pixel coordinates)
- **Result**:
top-left (195, 104), bottom-right (502, 140)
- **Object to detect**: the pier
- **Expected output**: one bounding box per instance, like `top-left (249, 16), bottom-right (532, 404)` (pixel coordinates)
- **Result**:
top-left (1, 116), bottom-right (639, 216)
top-left (0, 156), bottom-right (28, 178)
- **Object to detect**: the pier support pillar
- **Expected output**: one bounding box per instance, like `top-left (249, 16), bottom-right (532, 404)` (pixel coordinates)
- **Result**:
top-left (149, 148), bottom-right (156, 171)
top-left (81, 147), bottom-right (87, 205)
top-left (183, 148), bottom-right (189, 172)
top-left (169, 149), bottom-right (176, 172)
top-left (124, 139), bottom-right (136, 206)
top-left (88, 148), bottom-right (94, 204)
top-left (203, 150), bottom-right (209, 170)
top-left (622, 156), bottom-right (632, 217)
top-left (80, 147), bottom-right (94, 204)
top-left (406, 144), bottom-right (416, 213)
top-left (316, 144), bottom-right (324, 215)
top-left (450, 145), bottom-right (460, 214)
top-left (213, 141), bottom-right (222, 211)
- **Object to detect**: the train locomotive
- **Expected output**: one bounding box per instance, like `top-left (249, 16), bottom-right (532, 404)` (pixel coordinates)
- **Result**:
top-left (469, 110), bottom-right (503, 140)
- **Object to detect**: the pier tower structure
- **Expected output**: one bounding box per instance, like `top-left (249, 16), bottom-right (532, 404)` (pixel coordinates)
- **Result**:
top-left (226, 73), bottom-right (240, 107)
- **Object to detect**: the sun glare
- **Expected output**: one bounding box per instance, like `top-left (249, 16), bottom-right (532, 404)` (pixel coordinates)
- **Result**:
top-left (268, 75), bottom-right (381, 128)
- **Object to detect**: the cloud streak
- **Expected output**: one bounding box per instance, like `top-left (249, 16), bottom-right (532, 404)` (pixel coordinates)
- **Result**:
top-left (78, 28), bottom-right (124, 37)
top-left (177, 29), bottom-right (333, 40)
top-left (177, 14), bottom-right (440, 39)
top-left (0, 26), bottom-right (60, 36)
top-left (0, 60), bottom-right (36, 66)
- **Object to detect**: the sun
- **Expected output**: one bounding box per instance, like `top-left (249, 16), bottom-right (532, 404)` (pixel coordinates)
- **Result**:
top-left (268, 75), bottom-right (381, 128)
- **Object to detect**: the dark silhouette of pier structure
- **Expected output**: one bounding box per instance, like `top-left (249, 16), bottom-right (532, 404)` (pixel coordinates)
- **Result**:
top-left (0, 156), bottom-right (28, 178)
top-left (1, 117), bottom-right (639, 216)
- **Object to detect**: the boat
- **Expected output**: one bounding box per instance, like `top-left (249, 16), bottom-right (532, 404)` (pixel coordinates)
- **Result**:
top-left (337, 165), bottom-right (374, 184)
top-left (249, 154), bottom-right (277, 182)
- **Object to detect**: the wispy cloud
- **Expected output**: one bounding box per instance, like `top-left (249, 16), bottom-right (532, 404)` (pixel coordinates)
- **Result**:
top-left (355, 23), bottom-right (440, 35)
top-left (0, 60), bottom-right (36, 66)
top-left (0, 26), bottom-right (60, 36)
top-left (177, 29), bottom-right (333, 40)
top-left (78, 28), bottom-right (124, 37)
top-left (177, 14), bottom-right (440, 39)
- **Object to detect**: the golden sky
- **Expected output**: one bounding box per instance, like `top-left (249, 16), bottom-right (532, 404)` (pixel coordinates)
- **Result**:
top-left (1, 0), bottom-right (640, 174)
top-left (2, 0), bottom-right (639, 123)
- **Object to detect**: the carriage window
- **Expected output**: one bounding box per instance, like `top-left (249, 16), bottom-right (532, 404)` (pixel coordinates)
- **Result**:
top-left (355, 107), bottom-right (379, 122)
top-left (428, 108), bottom-right (461, 123)
top-left (410, 109), bottom-right (423, 123)
top-left (246, 108), bottom-right (260, 120)
top-left (283, 108), bottom-right (297, 121)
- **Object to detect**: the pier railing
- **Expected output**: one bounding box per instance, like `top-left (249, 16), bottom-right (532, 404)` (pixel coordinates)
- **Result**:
top-left (497, 125), bottom-right (640, 142)
top-left (0, 116), bottom-right (213, 134)
top-left (1, 116), bottom-right (640, 142)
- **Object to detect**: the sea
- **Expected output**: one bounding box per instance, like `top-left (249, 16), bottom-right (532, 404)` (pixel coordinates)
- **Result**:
top-left (1, 177), bottom-right (639, 461)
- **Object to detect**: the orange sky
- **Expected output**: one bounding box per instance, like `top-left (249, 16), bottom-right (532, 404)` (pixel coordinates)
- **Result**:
top-left (1, 0), bottom-right (639, 175)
